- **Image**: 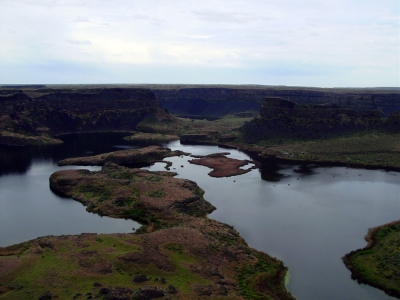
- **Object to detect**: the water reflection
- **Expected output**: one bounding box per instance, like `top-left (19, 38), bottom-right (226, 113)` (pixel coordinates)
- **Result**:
top-left (0, 132), bottom-right (145, 176)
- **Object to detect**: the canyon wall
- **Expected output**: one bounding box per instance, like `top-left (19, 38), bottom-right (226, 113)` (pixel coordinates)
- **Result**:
top-left (242, 97), bottom-right (399, 143)
top-left (0, 88), bottom-right (171, 144)
top-left (151, 87), bottom-right (400, 117)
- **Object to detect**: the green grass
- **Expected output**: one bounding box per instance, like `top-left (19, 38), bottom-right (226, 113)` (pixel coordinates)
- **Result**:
top-left (0, 234), bottom-right (213, 299)
top-left (125, 208), bottom-right (149, 224)
top-left (159, 242), bottom-right (210, 294)
top-left (0, 242), bottom-right (30, 256)
top-left (266, 131), bottom-right (400, 168)
top-left (237, 253), bottom-right (290, 300)
top-left (76, 183), bottom-right (112, 202)
top-left (344, 222), bottom-right (400, 298)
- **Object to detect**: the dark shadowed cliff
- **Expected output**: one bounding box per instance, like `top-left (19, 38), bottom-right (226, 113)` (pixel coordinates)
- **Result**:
top-left (150, 86), bottom-right (400, 117)
top-left (0, 87), bottom-right (172, 145)
top-left (242, 97), bottom-right (400, 143)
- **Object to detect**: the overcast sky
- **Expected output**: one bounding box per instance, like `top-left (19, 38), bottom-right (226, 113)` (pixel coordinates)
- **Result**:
top-left (0, 0), bottom-right (399, 87)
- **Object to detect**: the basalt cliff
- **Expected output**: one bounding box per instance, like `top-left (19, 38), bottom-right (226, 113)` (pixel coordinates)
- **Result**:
top-left (242, 97), bottom-right (400, 143)
top-left (149, 85), bottom-right (400, 118)
top-left (0, 87), bottom-right (171, 146)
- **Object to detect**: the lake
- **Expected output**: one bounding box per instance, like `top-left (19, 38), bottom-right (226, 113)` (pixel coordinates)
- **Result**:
top-left (0, 133), bottom-right (142, 246)
top-left (0, 134), bottom-right (399, 300)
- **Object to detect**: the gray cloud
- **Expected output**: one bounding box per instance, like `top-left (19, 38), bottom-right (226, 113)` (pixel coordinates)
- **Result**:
top-left (193, 10), bottom-right (254, 23)
top-left (74, 16), bottom-right (90, 23)
top-left (67, 39), bottom-right (92, 45)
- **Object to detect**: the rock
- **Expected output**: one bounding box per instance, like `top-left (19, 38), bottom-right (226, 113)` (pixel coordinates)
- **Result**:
top-left (98, 287), bottom-right (134, 299)
top-left (38, 291), bottom-right (52, 300)
top-left (99, 287), bottom-right (110, 294)
top-left (133, 274), bottom-right (149, 283)
top-left (134, 286), bottom-right (164, 300)
top-left (166, 285), bottom-right (178, 294)
top-left (38, 241), bottom-right (54, 249)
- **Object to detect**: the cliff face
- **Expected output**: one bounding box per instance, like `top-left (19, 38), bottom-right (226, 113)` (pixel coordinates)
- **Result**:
top-left (153, 87), bottom-right (400, 117)
top-left (0, 88), bottom-right (171, 145)
top-left (153, 88), bottom-right (264, 116)
top-left (242, 97), bottom-right (398, 143)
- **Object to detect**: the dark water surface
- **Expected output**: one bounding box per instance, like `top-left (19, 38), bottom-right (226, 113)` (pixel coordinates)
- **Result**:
top-left (0, 135), bottom-right (399, 300)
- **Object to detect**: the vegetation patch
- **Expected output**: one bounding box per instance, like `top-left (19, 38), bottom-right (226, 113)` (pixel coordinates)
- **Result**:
top-left (239, 131), bottom-right (400, 170)
top-left (125, 208), bottom-right (149, 224)
top-left (76, 183), bottom-right (112, 202)
top-left (0, 242), bottom-right (30, 257)
top-left (148, 189), bottom-right (165, 198)
top-left (124, 132), bottom-right (179, 142)
top-left (343, 221), bottom-right (400, 298)
top-left (237, 253), bottom-right (292, 300)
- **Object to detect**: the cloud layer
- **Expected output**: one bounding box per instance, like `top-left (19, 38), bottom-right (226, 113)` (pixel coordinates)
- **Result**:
top-left (0, 0), bottom-right (398, 87)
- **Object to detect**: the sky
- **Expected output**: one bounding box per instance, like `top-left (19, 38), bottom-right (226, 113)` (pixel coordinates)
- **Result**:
top-left (0, 0), bottom-right (399, 87)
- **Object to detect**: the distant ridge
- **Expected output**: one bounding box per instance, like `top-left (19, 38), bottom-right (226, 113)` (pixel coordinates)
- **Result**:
top-left (1, 85), bottom-right (47, 89)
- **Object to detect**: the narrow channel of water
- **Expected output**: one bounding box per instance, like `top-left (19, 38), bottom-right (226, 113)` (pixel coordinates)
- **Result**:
top-left (145, 140), bottom-right (400, 300)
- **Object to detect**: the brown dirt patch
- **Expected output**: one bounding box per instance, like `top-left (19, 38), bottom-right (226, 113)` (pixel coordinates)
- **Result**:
top-left (189, 153), bottom-right (258, 177)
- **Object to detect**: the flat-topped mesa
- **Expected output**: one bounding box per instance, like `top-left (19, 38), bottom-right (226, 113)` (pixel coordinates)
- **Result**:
top-left (242, 96), bottom-right (391, 143)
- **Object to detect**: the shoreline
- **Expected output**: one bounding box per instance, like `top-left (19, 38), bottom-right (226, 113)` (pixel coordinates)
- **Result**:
top-left (217, 142), bottom-right (400, 172)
